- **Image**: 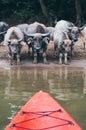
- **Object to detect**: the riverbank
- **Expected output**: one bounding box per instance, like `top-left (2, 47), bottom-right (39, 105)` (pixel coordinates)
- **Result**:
top-left (0, 40), bottom-right (86, 69)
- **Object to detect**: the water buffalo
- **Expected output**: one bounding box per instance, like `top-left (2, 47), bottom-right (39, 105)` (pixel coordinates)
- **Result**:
top-left (17, 22), bottom-right (48, 35)
top-left (77, 26), bottom-right (86, 49)
top-left (0, 21), bottom-right (9, 32)
top-left (55, 20), bottom-right (80, 42)
top-left (53, 20), bottom-right (84, 64)
top-left (0, 21), bottom-right (9, 42)
top-left (54, 29), bottom-right (74, 64)
top-left (17, 22), bottom-right (50, 64)
top-left (24, 32), bottom-right (50, 64)
top-left (47, 27), bottom-right (55, 41)
top-left (16, 24), bottom-right (29, 35)
top-left (4, 26), bottom-right (28, 65)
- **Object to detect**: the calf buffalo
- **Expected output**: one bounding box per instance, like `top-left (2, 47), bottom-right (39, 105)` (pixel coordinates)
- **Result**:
top-left (54, 29), bottom-right (74, 64)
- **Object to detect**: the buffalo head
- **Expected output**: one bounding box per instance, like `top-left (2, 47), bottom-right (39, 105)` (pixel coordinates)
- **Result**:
top-left (61, 39), bottom-right (74, 56)
top-left (67, 25), bottom-right (85, 43)
top-left (7, 38), bottom-right (23, 55)
top-left (67, 26), bottom-right (79, 42)
top-left (25, 32), bottom-right (50, 51)
top-left (24, 30), bottom-right (50, 64)
top-left (59, 39), bottom-right (74, 64)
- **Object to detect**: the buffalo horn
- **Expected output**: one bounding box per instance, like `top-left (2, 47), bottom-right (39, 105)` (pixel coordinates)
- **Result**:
top-left (41, 32), bottom-right (50, 37)
top-left (67, 26), bottom-right (72, 30)
top-left (0, 31), bottom-right (7, 35)
top-left (18, 37), bottom-right (23, 42)
top-left (23, 30), bottom-right (34, 37)
top-left (24, 29), bottom-right (50, 37)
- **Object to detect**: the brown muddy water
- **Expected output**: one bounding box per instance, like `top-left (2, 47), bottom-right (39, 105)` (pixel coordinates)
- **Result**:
top-left (0, 60), bottom-right (86, 130)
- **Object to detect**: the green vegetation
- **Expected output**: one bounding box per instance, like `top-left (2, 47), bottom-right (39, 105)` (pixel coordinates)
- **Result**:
top-left (0, 0), bottom-right (86, 26)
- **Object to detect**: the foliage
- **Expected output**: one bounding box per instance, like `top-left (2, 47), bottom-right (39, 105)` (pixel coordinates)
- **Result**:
top-left (0, 0), bottom-right (86, 25)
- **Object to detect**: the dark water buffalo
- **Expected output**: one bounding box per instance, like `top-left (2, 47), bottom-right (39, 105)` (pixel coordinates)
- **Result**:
top-left (4, 26), bottom-right (28, 65)
top-left (0, 21), bottom-right (9, 32)
top-left (0, 21), bottom-right (9, 42)
top-left (17, 22), bottom-right (50, 64)
top-left (25, 32), bottom-right (50, 64)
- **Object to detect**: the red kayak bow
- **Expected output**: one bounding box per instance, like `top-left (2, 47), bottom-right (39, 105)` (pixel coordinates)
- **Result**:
top-left (6, 91), bottom-right (82, 130)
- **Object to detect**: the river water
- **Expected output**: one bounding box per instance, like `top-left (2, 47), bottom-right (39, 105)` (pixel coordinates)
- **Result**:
top-left (0, 65), bottom-right (86, 130)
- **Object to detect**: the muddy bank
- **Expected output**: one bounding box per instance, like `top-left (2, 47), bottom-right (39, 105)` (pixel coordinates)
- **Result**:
top-left (0, 41), bottom-right (86, 69)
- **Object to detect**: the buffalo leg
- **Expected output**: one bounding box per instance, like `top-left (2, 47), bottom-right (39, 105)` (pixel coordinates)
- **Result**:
top-left (43, 52), bottom-right (48, 64)
top-left (17, 54), bottom-right (20, 65)
top-left (64, 53), bottom-right (68, 65)
top-left (83, 42), bottom-right (85, 50)
top-left (32, 48), bottom-right (37, 64)
top-left (8, 54), bottom-right (13, 65)
top-left (43, 46), bottom-right (48, 64)
top-left (33, 52), bottom-right (37, 64)
top-left (59, 53), bottom-right (63, 64)
top-left (54, 44), bottom-right (58, 56)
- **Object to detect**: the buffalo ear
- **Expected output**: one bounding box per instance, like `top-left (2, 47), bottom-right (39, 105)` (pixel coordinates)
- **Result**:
top-left (46, 37), bottom-right (50, 43)
top-left (42, 37), bottom-right (49, 45)
top-left (62, 41), bottom-right (64, 44)
top-left (27, 37), bottom-right (33, 44)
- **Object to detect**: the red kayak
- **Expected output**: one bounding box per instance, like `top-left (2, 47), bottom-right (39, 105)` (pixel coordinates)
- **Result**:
top-left (6, 91), bottom-right (82, 130)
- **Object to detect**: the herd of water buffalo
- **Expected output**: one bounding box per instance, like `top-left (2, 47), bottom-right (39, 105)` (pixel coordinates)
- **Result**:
top-left (0, 20), bottom-right (86, 65)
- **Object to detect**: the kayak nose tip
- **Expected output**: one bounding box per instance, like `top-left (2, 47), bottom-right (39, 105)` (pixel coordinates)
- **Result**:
top-left (39, 90), bottom-right (44, 93)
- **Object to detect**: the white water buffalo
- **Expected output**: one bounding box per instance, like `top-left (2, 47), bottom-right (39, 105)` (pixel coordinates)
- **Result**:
top-left (53, 20), bottom-right (84, 64)
top-left (55, 20), bottom-right (81, 42)
top-left (17, 22), bottom-right (50, 64)
top-left (47, 27), bottom-right (55, 41)
top-left (16, 24), bottom-right (30, 43)
top-left (4, 26), bottom-right (28, 65)
top-left (16, 24), bottom-right (29, 34)
top-left (17, 22), bottom-right (48, 35)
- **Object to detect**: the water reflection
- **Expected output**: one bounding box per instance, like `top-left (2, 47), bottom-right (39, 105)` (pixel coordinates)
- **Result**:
top-left (83, 68), bottom-right (86, 94)
top-left (0, 66), bottom-right (85, 101)
top-left (0, 66), bottom-right (86, 130)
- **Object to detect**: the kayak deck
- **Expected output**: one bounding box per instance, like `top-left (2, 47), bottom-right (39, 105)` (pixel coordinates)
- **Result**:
top-left (6, 91), bottom-right (82, 130)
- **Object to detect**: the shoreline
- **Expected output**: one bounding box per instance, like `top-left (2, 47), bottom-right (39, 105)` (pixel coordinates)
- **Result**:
top-left (0, 59), bottom-right (86, 70)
